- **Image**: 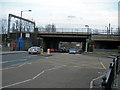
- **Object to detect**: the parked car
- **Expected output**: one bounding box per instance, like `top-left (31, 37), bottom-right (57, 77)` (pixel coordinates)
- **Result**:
top-left (76, 49), bottom-right (84, 54)
top-left (50, 48), bottom-right (55, 52)
top-left (59, 48), bottom-right (68, 53)
top-left (69, 48), bottom-right (76, 54)
top-left (28, 47), bottom-right (40, 54)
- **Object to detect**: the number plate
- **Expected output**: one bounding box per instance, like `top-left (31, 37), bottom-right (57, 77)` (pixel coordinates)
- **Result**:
top-left (30, 49), bottom-right (33, 51)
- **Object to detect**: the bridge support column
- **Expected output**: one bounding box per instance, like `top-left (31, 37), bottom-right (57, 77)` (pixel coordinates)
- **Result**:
top-left (85, 42), bottom-right (88, 52)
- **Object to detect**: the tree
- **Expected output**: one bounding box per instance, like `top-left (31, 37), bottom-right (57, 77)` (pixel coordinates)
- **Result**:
top-left (0, 19), bottom-right (7, 34)
top-left (45, 24), bottom-right (51, 32)
top-left (45, 24), bottom-right (56, 32)
top-left (51, 24), bottom-right (56, 32)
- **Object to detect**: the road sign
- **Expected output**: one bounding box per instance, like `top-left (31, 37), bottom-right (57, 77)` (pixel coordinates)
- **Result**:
top-left (19, 37), bottom-right (22, 42)
top-left (76, 44), bottom-right (80, 46)
top-left (26, 33), bottom-right (30, 38)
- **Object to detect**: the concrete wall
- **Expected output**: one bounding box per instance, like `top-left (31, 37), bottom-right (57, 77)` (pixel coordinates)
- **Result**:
top-left (91, 35), bottom-right (120, 41)
top-left (93, 41), bottom-right (120, 49)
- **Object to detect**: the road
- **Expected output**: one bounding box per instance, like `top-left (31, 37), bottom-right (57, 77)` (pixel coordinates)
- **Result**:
top-left (2, 52), bottom-right (46, 68)
top-left (2, 52), bottom-right (113, 88)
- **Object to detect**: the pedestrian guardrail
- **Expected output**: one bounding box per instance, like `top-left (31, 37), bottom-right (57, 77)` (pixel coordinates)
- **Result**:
top-left (101, 56), bottom-right (120, 90)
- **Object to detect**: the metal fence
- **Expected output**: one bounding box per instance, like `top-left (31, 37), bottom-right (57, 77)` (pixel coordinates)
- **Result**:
top-left (101, 56), bottom-right (120, 90)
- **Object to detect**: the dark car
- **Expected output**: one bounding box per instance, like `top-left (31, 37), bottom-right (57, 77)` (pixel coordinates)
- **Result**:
top-left (76, 49), bottom-right (84, 54)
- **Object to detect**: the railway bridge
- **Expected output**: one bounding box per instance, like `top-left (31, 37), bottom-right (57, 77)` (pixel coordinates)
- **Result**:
top-left (6, 28), bottom-right (120, 52)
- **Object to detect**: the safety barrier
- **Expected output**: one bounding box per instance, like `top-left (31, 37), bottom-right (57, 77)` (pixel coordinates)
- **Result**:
top-left (101, 56), bottom-right (120, 90)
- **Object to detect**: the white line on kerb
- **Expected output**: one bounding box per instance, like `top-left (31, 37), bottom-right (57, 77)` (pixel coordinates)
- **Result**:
top-left (1, 66), bottom-right (61, 88)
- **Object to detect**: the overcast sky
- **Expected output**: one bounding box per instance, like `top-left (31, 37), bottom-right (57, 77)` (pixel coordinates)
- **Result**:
top-left (0, 0), bottom-right (119, 29)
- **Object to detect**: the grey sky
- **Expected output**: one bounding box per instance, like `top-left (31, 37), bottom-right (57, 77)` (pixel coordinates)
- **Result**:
top-left (0, 0), bottom-right (119, 29)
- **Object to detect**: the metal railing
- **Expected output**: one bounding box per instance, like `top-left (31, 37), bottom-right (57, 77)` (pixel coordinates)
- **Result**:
top-left (101, 56), bottom-right (120, 90)
top-left (38, 28), bottom-right (120, 35)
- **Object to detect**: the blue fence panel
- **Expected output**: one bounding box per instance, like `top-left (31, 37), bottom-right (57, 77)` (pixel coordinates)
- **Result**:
top-left (22, 41), bottom-right (24, 50)
top-left (16, 40), bottom-right (24, 51)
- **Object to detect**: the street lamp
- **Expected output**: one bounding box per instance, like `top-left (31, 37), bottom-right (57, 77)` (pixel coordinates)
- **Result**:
top-left (105, 26), bottom-right (108, 34)
top-left (20, 10), bottom-right (32, 38)
top-left (111, 27), bottom-right (114, 35)
top-left (21, 10), bottom-right (32, 18)
top-left (85, 25), bottom-right (89, 33)
top-left (85, 25), bottom-right (89, 52)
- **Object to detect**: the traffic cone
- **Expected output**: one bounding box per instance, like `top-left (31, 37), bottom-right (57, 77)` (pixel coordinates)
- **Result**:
top-left (47, 49), bottom-right (50, 55)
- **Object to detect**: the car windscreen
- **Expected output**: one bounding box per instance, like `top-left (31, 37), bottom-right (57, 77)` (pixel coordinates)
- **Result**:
top-left (70, 49), bottom-right (76, 51)
top-left (31, 47), bottom-right (37, 49)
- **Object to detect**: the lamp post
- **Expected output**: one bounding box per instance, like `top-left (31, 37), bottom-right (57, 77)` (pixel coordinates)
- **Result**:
top-left (20, 10), bottom-right (32, 38)
top-left (85, 25), bottom-right (89, 33)
top-left (105, 26), bottom-right (108, 34)
top-left (85, 25), bottom-right (89, 52)
top-left (111, 27), bottom-right (114, 35)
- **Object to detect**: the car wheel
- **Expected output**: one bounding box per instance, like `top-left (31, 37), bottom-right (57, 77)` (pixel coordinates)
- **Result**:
top-left (37, 51), bottom-right (38, 54)
top-left (29, 52), bottom-right (31, 54)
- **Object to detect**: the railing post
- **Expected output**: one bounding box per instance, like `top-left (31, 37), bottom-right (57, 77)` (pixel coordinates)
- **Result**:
top-left (109, 63), bottom-right (113, 68)
top-left (117, 56), bottom-right (120, 73)
top-left (113, 58), bottom-right (116, 79)
top-left (116, 56), bottom-right (118, 73)
top-left (109, 63), bottom-right (114, 89)
top-left (101, 76), bottom-right (107, 90)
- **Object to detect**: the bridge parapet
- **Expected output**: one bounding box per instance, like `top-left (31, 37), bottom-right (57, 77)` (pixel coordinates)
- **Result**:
top-left (91, 35), bottom-right (120, 41)
top-left (38, 32), bottom-right (91, 35)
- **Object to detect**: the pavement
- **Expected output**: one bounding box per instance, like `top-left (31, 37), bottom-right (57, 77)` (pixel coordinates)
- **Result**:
top-left (82, 52), bottom-right (120, 89)
top-left (83, 52), bottom-right (120, 58)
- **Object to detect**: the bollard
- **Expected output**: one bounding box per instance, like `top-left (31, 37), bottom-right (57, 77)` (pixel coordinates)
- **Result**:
top-left (92, 45), bottom-right (95, 52)
top-left (40, 49), bottom-right (43, 54)
top-left (47, 49), bottom-right (50, 55)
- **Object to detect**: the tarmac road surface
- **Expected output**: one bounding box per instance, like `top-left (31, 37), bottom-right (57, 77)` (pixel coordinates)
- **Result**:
top-left (2, 53), bottom-right (112, 88)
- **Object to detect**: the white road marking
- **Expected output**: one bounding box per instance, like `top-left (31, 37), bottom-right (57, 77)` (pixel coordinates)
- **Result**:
top-left (0, 67), bottom-right (15, 70)
top-left (1, 66), bottom-right (62, 88)
top-left (46, 66), bottom-right (61, 71)
top-left (1, 62), bottom-right (31, 71)
top-left (1, 54), bottom-right (39, 64)
top-left (90, 74), bottom-right (104, 88)
top-left (32, 71), bottom-right (45, 80)
top-left (27, 63), bottom-right (32, 64)
top-left (1, 59), bottom-right (27, 64)
top-left (1, 79), bottom-right (32, 88)
top-left (45, 57), bottom-right (49, 59)
top-left (19, 63), bottom-right (26, 67)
